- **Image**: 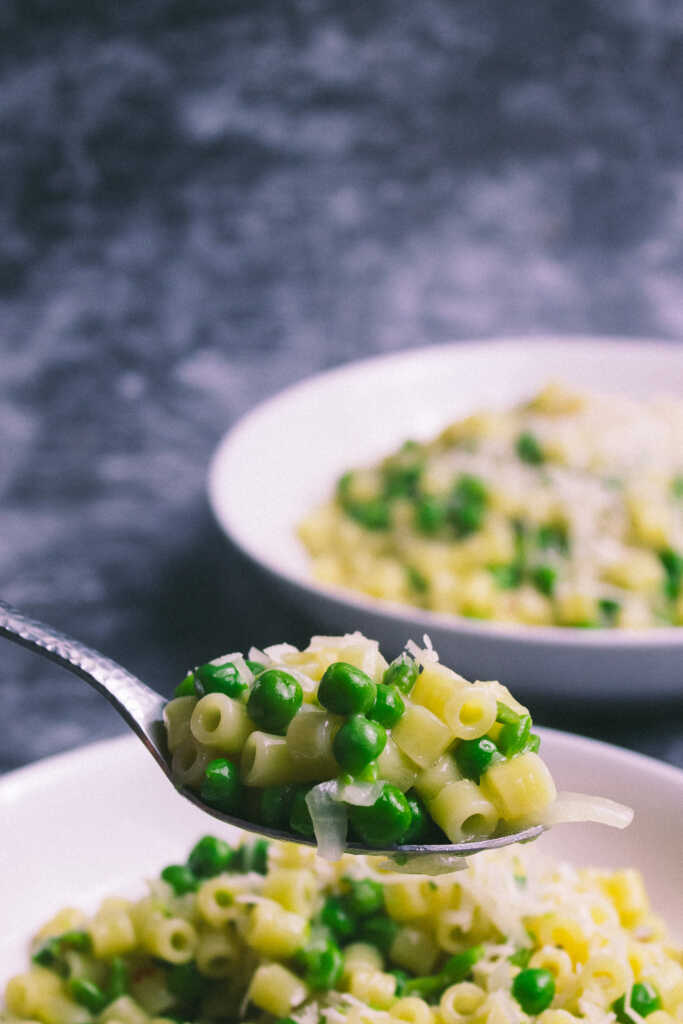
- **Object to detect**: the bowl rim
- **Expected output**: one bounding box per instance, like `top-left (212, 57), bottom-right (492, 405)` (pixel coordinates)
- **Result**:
top-left (208, 335), bottom-right (683, 651)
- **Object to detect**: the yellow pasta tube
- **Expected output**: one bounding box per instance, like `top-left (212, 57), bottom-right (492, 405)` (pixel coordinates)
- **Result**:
top-left (163, 696), bottom-right (197, 752)
top-left (392, 704), bottom-right (453, 768)
top-left (241, 731), bottom-right (305, 786)
top-left (349, 970), bottom-right (398, 1010)
top-left (141, 915), bottom-right (197, 964)
top-left (481, 751), bottom-right (557, 821)
top-left (414, 754), bottom-right (462, 802)
top-left (195, 928), bottom-right (240, 977)
top-left (190, 693), bottom-right (253, 752)
top-left (170, 738), bottom-right (213, 789)
top-left (389, 996), bottom-right (435, 1024)
top-left (428, 779), bottom-right (499, 842)
top-left (247, 963), bottom-right (308, 1017)
top-left (443, 685), bottom-right (497, 740)
top-left (377, 738), bottom-right (419, 792)
top-left (285, 707), bottom-right (340, 779)
top-left (245, 899), bottom-right (309, 958)
top-left (439, 982), bottom-right (486, 1024)
top-left (262, 867), bottom-right (318, 916)
top-left (410, 664), bottom-right (469, 720)
top-left (389, 926), bottom-right (439, 975)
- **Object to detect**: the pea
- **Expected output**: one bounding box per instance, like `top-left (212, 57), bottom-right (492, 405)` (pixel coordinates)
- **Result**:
top-left (318, 662), bottom-right (377, 716)
top-left (368, 684), bottom-right (405, 729)
top-left (358, 914), bottom-right (399, 954)
top-left (516, 432), bottom-right (545, 465)
top-left (346, 878), bottom-right (385, 916)
top-left (290, 787), bottom-right (315, 838)
top-left (68, 979), bottom-right (107, 1014)
top-left (187, 835), bottom-right (235, 878)
top-left (406, 566), bottom-right (428, 593)
top-left (455, 736), bottom-right (502, 783)
top-left (161, 864), bottom-right (198, 895)
top-left (333, 715), bottom-right (387, 773)
top-left (599, 598), bottom-right (621, 624)
top-left (247, 669), bottom-right (303, 734)
top-left (167, 962), bottom-right (204, 1004)
top-left (201, 758), bottom-right (242, 813)
top-left (259, 784), bottom-right (296, 829)
top-left (512, 967), bottom-right (556, 1014)
top-left (401, 790), bottom-right (434, 844)
top-left (302, 939), bottom-right (344, 989)
top-left (531, 564), bottom-right (557, 597)
top-left (349, 784), bottom-right (412, 847)
top-left (237, 838), bottom-right (270, 875)
top-left (346, 498), bottom-right (391, 530)
top-left (32, 931), bottom-right (91, 975)
top-left (537, 522), bottom-right (569, 553)
top-left (107, 957), bottom-right (129, 999)
top-left (174, 672), bottom-right (196, 698)
top-left (196, 661), bottom-right (248, 699)
top-left (383, 460), bottom-right (423, 498)
top-left (383, 655), bottom-right (419, 694)
top-left (497, 715), bottom-right (532, 757)
top-left (488, 564), bottom-right (522, 589)
top-left (613, 982), bottom-right (661, 1023)
top-left (391, 969), bottom-right (409, 996)
top-left (246, 659), bottom-right (267, 676)
top-left (449, 497), bottom-right (486, 537)
top-left (660, 548), bottom-right (683, 599)
top-left (405, 946), bottom-right (483, 998)
top-left (415, 496), bottom-right (447, 534)
top-left (321, 896), bottom-right (357, 940)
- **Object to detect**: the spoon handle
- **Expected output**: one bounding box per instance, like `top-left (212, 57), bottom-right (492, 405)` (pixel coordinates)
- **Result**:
top-left (0, 599), bottom-right (168, 768)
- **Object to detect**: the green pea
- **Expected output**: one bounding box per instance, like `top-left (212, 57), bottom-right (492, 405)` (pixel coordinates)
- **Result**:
top-left (405, 946), bottom-right (483, 998)
top-left (174, 672), bottom-right (196, 698)
top-left (290, 787), bottom-right (315, 838)
top-left (358, 914), bottom-right (399, 954)
top-left (302, 939), bottom-right (344, 989)
top-left (318, 662), bottom-right (377, 716)
top-left (32, 931), bottom-right (91, 974)
top-left (334, 715), bottom-right (387, 773)
top-left (449, 497), bottom-right (486, 537)
top-left (599, 598), bottom-right (621, 624)
top-left (383, 460), bottom-right (423, 498)
top-left (415, 496), bottom-right (447, 534)
top-left (246, 659), bottom-right (267, 676)
top-left (401, 790), bottom-right (434, 844)
top-left (348, 784), bottom-right (412, 847)
top-left (456, 474), bottom-right (489, 504)
top-left (516, 432), bottom-right (545, 465)
top-left (531, 564), bottom-right (557, 597)
top-left (107, 957), bottom-right (129, 999)
top-left (391, 969), bottom-right (409, 996)
top-left (613, 982), bottom-right (661, 1023)
top-left (247, 669), bottom-right (303, 734)
top-left (187, 835), bottom-right (235, 878)
top-left (167, 962), bottom-right (204, 1004)
top-left (259, 785), bottom-right (296, 829)
top-left (346, 878), bottom-right (385, 916)
top-left (406, 566), bottom-right (428, 593)
top-left (237, 839), bottom-right (270, 875)
top-left (660, 548), bottom-right (683, 599)
top-left (383, 655), bottom-right (419, 694)
top-left (195, 661), bottom-right (248, 699)
top-left (537, 522), bottom-right (569, 553)
top-left (201, 758), bottom-right (242, 813)
top-left (488, 564), bottom-right (522, 589)
top-left (161, 864), bottom-right (198, 895)
top-left (68, 978), bottom-right (107, 1014)
top-left (512, 967), bottom-right (556, 1014)
top-left (497, 715), bottom-right (532, 757)
top-left (455, 736), bottom-right (503, 782)
top-left (321, 896), bottom-right (357, 940)
top-left (369, 684), bottom-right (405, 729)
top-left (346, 498), bottom-right (391, 530)
top-left (673, 476), bottom-right (683, 498)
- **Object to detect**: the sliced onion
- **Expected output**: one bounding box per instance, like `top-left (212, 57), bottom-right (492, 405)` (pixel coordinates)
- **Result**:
top-left (336, 778), bottom-right (384, 807)
top-left (380, 852), bottom-right (469, 876)
top-left (306, 782), bottom-right (348, 861)
top-left (544, 792), bottom-right (634, 829)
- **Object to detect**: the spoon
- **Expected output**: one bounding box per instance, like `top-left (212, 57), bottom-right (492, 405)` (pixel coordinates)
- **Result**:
top-left (0, 599), bottom-right (544, 861)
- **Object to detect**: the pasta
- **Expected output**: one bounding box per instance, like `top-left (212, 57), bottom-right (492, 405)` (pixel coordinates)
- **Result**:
top-left (163, 633), bottom-right (630, 859)
top-left (298, 384), bottom-right (683, 628)
top-left (4, 834), bottom-right (681, 1024)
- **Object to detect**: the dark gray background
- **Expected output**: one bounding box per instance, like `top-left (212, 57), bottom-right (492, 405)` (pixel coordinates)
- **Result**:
top-left (1, 0), bottom-right (682, 774)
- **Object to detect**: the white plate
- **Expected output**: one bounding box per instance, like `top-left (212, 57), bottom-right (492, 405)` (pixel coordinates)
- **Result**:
top-left (1, 730), bottom-right (682, 984)
top-left (208, 337), bottom-right (683, 702)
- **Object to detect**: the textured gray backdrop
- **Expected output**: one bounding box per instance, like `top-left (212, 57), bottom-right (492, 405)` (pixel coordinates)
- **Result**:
top-left (1, 0), bottom-right (682, 772)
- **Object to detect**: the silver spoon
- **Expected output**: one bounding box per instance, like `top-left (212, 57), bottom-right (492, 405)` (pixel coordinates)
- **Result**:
top-left (0, 598), bottom-right (544, 862)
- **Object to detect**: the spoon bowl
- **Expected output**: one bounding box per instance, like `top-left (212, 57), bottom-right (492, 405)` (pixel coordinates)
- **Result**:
top-left (0, 598), bottom-right (544, 861)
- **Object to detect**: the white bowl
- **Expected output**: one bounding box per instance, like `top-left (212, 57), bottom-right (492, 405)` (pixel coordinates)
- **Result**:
top-left (1, 730), bottom-right (681, 982)
top-left (208, 337), bottom-right (683, 702)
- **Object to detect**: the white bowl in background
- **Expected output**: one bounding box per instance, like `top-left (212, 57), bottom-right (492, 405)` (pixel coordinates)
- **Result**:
top-left (1, 729), bottom-right (681, 983)
top-left (208, 337), bottom-right (683, 702)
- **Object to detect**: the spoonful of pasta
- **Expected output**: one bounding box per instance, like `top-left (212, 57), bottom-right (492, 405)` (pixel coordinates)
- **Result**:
top-left (0, 599), bottom-right (631, 871)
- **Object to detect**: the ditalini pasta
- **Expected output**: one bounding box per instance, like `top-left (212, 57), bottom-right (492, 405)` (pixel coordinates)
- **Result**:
top-left (3, 835), bottom-right (681, 1024)
top-left (298, 384), bottom-right (683, 628)
top-left (162, 633), bottom-right (631, 859)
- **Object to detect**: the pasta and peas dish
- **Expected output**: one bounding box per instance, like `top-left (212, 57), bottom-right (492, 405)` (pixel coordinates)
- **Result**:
top-left (4, 833), bottom-right (682, 1024)
top-left (298, 384), bottom-right (683, 629)
top-left (161, 633), bottom-right (628, 860)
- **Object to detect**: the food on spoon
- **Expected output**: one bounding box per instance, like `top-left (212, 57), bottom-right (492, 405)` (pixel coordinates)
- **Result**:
top-left (163, 633), bottom-right (631, 859)
top-left (299, 384), bottom-right (683, 628)
top-left (4, 833), bottom-right (680, 1024)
